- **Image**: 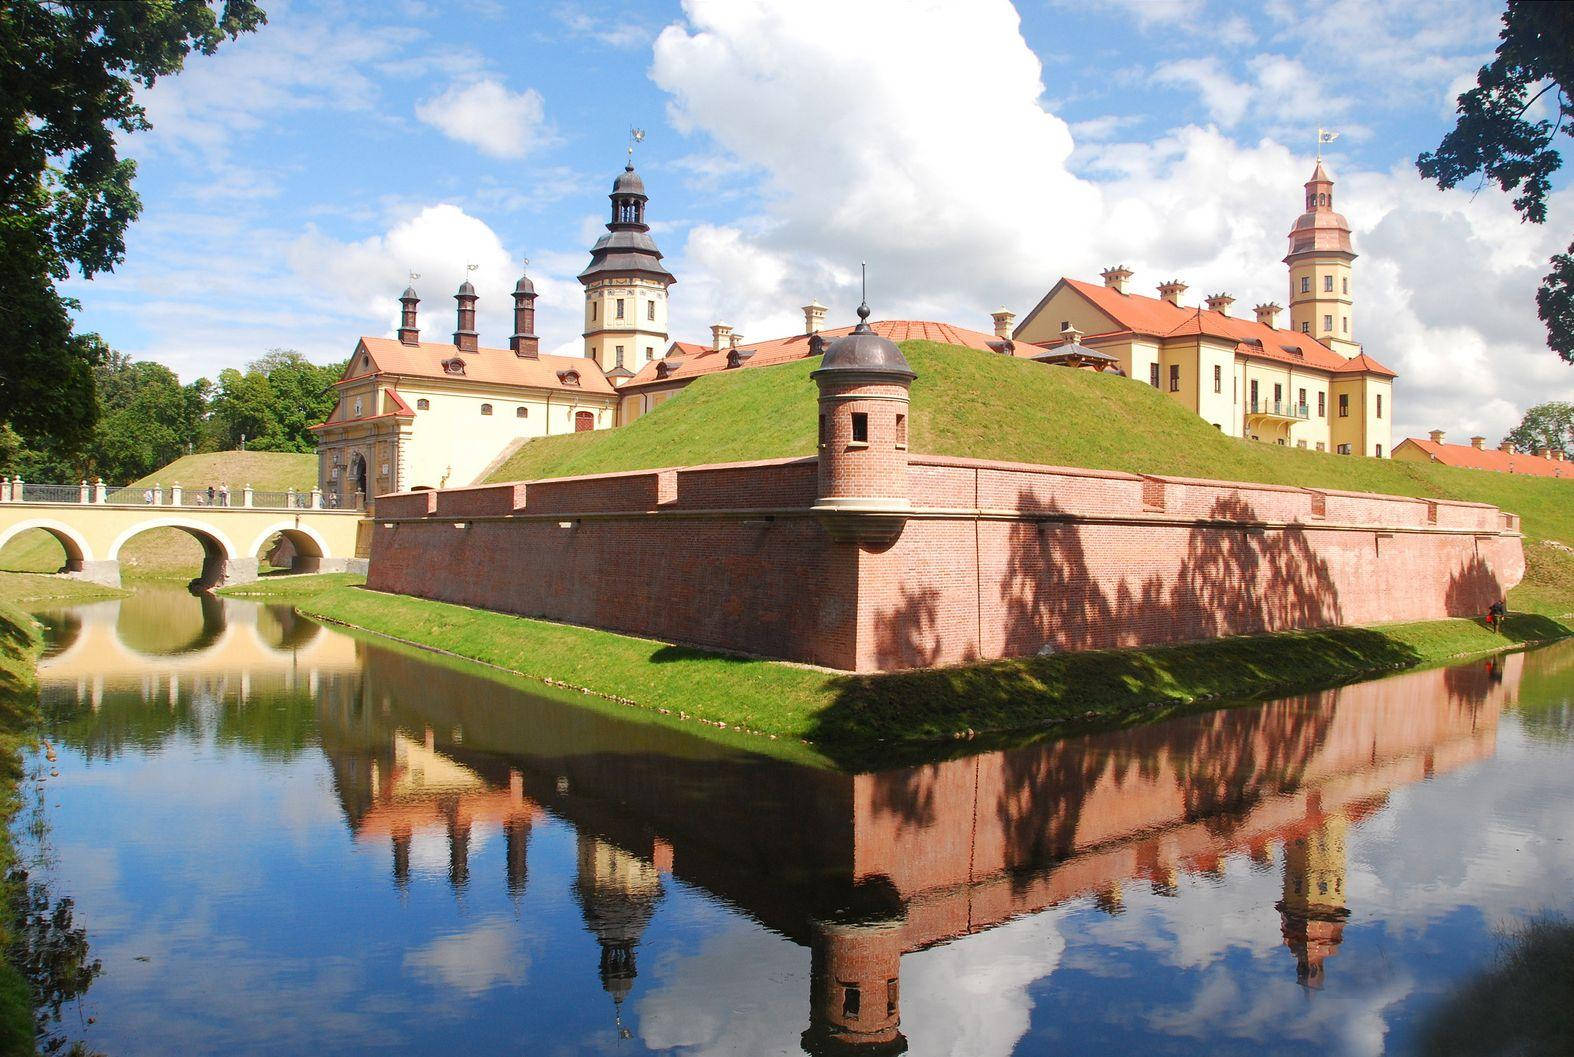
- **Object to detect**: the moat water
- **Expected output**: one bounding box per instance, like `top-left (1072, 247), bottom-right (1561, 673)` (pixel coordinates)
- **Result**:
top-left (15, 585), bottom-right (1574, 1056)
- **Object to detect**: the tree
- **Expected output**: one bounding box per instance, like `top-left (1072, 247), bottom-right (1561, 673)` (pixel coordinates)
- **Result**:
top-left (1417, 2), bottom-right (1574, 363)
top-left (1504, 400), bottom-right (1574, 456)
top-left (87, 352), bottom-right (208, 482)
top-left (0, 0), bottom-right (266, 449)
top-left (207, 350), bottom-right (342, 453)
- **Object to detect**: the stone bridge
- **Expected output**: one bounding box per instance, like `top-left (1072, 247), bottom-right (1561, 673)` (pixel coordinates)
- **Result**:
top-left (0, 481), bottom-right (365, 588)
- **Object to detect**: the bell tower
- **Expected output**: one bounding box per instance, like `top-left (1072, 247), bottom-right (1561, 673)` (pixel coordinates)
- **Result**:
top-left (1285, 160), bottom-right (1359, 357)
top-left (579, 144), bottom-right (675, 384)
top-left (1276, 809), bottom-right (1351, 989)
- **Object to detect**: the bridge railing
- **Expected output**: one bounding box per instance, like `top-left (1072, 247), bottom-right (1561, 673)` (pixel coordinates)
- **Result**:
top-left (1, 479), bottom-right (363, 511)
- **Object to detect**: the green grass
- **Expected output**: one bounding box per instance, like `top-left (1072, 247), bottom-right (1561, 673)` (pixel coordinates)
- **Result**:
top-left (217, 572), bottom-right (366, 601)
top-left (0, 602), bottom-right (45, 1053)
top-left (1, 449), bottom-right (319, 576)
top-left (298, 585), bottom-right (1569, 763)
top-left (486, 342), bottom-right (1574, 616)
top-left (0, 572), bottom-right (125, 607)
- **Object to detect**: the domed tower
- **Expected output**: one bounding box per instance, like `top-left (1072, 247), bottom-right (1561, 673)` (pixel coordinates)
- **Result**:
top-left (802, 882), bottom-right (908, 1056)
top-left (453, 279), bottom-right (479, 354)
top-left (811, 298), bottom-right (916, 547)
top-left (578, 161), bottom-right (675, 383)
top-left (573, 835), bottom-right (665, 1038)
top-left (1284, 161), bottom-right (1359, 357)
top-left (397, 286), bottom-right (420, 345)
top-left (509, 265), bottom-right (539, 359)
top-left (1276, 811), bottom-right (1350, 989)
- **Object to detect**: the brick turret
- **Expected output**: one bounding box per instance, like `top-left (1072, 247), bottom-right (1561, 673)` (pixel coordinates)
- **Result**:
top-left (802, 883), bottom-right (907, 1057)
top-left (812, 298), bottom-right (916, 546)
top-left (397, 286), bottom-right (420, 345)
top-left (510, 268), bottom-right (539, 358)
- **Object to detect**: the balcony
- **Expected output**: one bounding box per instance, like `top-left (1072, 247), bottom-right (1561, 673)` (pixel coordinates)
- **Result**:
top-left (1246, 398), bottom-right (1310, 423)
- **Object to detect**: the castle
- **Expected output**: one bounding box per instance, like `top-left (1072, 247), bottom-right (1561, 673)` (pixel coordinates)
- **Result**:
top-left (314, 155), bottom-right (1395, 505)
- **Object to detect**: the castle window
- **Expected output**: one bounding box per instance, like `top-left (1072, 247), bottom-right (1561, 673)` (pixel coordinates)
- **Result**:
top-left (1274, 383), bottom-right (1283, 403)
top-left (1376, 394), bottom-right (1383, 418)
top-left (558, 370), bottom-right (581, 387)
top-left (1298, 440), bottom-right (1308, 449)
top-left (1060, 320), bottom-right (1070, 332)
top-left (1213, 365), bottom-right (1221, 393)
top-left (1376, 443), bottom-right (1383, 457)
top-left (615, 345), bottom-right (625, 367)
top-left (1318, 392), bottom-right (1326, 417)
top-left (1324, 275), bottom-right (1333, 292)
top-left (1323, 314), bottom-right (1332, 332)
top-left (575, 410), bottom-right (594, 432)
top-left (353, 398), bottom-right (363, 417)
top-left (480, 403), bottom-right (492, 416)
top-left (1338, 442), bottom-right (1352, 455)
top-left (416, 398), bottom-right (430, 411)
top-left (1343, 277), bottom-right (1349, 294)
top-left (1301, 322), bottom-right (1310, 334)
top-left (1301, 277), bottom-right (1310, 294)
top-left (850, 411), bottom-right (869, 443)
top-left (1339, 394), bottom-right (1350, 417)
top-left (646, 346), bottom-right (654, 361)
top-left (818, 413), bottom-right (827, 447)
top-left (616, 298), bottom-right (625, 319)
top-left (843, 986), bottom-right (861, 1019)
top-left (895, 413), bottom-right (908, 449)
top-left (591, 301), bottom-right (597, 321)
top-left (1250, 379), bottom-right (1259, 406)
top-left (1317, 442), bottom-right (1326, 452)
top-left (1169, 364), bottom-right (1180, 392)
top-left (515, 406), bottom-right (528, 418)
top-left (647, 300), bottom-right (656, 321)
top-left (1149, 363), bottom-right (1160, 388)
top-left (1342, 316), bottom-right (1349, 333)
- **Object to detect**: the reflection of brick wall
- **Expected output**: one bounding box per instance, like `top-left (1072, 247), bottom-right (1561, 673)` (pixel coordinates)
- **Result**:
top-left (368, 454), bottom-right (1525, 672)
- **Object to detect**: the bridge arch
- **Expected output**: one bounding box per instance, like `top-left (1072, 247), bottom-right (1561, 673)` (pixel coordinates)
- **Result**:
top-left (0, 518), bottom-right (94, 568)
top-left (107, 517), bottom-right (238, 562)
top-left (246, 521), bottom-right (332, 563)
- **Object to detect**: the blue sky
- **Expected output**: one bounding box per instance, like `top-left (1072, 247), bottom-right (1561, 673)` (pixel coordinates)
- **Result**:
top-left (63, 0), bottom-right (1574, 442)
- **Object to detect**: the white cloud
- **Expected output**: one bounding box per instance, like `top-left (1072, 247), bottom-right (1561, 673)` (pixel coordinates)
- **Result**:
top-left (1153, 59), bottom-right (1252, 127)
top-left (414, 78), bottom-right (552, 160)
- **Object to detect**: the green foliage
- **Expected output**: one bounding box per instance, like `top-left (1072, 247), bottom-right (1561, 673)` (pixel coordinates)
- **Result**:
top-left (207, 350), bottom-right (343, 453)
top-left (0, 0), bottom-right (266, 448)
top-left (1505, 399), bottom-right (1574, 457)
top-left (1416, 915), bottom-right (1574, 1057)
top-left (1417, 1), bottom-right (1574, 363)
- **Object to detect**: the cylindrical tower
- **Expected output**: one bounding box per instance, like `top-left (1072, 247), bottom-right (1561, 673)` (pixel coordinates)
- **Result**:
top-left (811, 300), bottom-right (916, 546)
top-left (453, 280), bottom-right (479, 353)
top-left (510, 269), bottom-right (539, 358)
top-left (802, 912), bottom-right (907, 1055)
top-left (397, 286), bottom-right (420, 345)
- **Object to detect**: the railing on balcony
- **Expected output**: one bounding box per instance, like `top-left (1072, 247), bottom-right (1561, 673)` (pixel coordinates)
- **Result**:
top-left (1247, 398), bottom-right (1310, 421)
top-left (0, 479), bottom-right (363, 511)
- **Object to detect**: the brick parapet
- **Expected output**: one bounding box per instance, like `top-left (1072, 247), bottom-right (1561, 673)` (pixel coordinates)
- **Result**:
top-left (369, 450), bottom-right (1526, 672)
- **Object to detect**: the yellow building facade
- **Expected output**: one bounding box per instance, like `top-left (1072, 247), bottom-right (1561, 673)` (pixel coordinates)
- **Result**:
top-left (1014, 163), bottom-right (1395, 457)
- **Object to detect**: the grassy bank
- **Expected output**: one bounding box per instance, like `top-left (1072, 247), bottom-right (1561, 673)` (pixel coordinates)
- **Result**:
top-left (217, 572), bottom-right (365, 601)
top-left (0, 603), bottom-right (45, 1052)
top-left (295, 583), bottom-right (1572, 759)
top-left (0, 572), bottom-right (125, 607)
top-left (485, 342), bottom-right (1574, 618)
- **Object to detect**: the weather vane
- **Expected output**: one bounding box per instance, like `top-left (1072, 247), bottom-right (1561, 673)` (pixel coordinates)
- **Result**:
top-left (1316, 127), bottom-right (1339, 160)
top-left (861, 260), bottom-right (867, 303)
top-left (408, 270), bottom-right (419, 283)
top-left (628, 126), bottom-right (645, 164)
top-left (466, 262), bottom-right (479, 277)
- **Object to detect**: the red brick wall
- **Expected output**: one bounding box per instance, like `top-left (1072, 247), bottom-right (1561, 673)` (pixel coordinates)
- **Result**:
top-left (369, 455), bottom-right (1526, 673)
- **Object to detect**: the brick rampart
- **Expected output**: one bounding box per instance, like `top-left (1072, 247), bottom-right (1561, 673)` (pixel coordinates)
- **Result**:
top-left (367, 453), bottom-right (1526, 672)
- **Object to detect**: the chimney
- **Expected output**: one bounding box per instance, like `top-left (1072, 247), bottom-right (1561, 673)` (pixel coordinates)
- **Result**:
top-left (710, 321), bottom-right (733, 352)
top-left (1470, 436), bottom-right (1485, 450)
top-left (991, 308), bottom-right (1016, 339)
top-left (509, 270), bottom-right (539, 358)
top-left (1499, 439), bottom-right (1516, 454)
top-left (1061, 323), bottom-right (1085, 345)
top-left (1157, 280), bottom-right (1187, 306)
top-left (1253, 302), bottom-right (1282, 328)
top-left (1100, 265), bottom-right (1133, 294)
top-left (397, 286), bottom-right (420, 345)
top-left (1429, 430), bottom-right (1446, 445)
top-left (1538, 447), bottom-right (1554, 459)
top-left (803, 299), bottom-right (827, 335)
top-left (1205, 293), bottom-right (1235, 316)
top-left (729, 332), bottom-right (743, 351)
top-left (1554, 450), bottom-right (1567, 462)
top-left (453, 281), bottom-right (479, 353)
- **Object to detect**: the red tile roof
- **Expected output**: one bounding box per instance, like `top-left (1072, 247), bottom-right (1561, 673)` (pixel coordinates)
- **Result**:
top-left (353, 336), bottom-right (616, 395)
top-left (620, 319), bottom-right (1006, 391)
top-left (1053, 279), bottom-right (1396, 378)
top-left (1395, 438), bottom-right (1571, 477)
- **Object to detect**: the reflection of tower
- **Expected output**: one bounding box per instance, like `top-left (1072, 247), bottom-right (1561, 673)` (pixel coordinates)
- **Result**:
top-left (1276, 811), bottom-right (1350, 989)
top-left (505, 816), bottom-right (531, 898)
top-left (444, 798), bottom-right (471, 890)
top-left (802, 884), bottom-right (908, 1056)
top-left (573, 835), bottom-right (665, 1038)
top-left (391, 824), bottom-right (412, 889)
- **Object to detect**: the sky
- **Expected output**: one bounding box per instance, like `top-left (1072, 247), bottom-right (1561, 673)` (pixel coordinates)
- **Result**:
top-left (62, 0), bottom-right (1574, 445)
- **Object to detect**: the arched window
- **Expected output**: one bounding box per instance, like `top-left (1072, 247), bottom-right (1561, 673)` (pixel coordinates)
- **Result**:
top-left (574, 410), bottom-right (595, 432)
top-left (480, 403), bottom-right (493, 416)
top-left (515, 406), bottom-right (528, 418)
top-left (416, 398), bottom-right (430, 410)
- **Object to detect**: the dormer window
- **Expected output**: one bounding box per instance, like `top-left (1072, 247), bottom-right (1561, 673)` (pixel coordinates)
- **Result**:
top-left (442, 357), bottom-right (466, 375)
top-left (558, 370), bottom-right (581, 387)
top-left (480, 403), bottom-right (493, 416)
top-left (416, 398), bottom-right (430, 410)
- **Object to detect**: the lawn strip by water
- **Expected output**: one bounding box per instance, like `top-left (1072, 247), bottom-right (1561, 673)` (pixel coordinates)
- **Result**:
top-left (0, 602), bottom-right (45, 1054)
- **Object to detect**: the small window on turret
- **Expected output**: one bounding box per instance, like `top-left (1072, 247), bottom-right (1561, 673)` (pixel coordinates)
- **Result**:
top-left (616, 298), bottom-right (625, 320)
top-left (1343, 277), bottom-right (1349, 294)
top-left (850, 412), bottom-right (869, 444)
top-left (1301, 277), bottom-right (1310, 294)
top-left (843, 986), bottom-right (861, 1019)
top-left (1323, 275), bottom-right (1333, 292)
top-left (818, 414), bottom-right (827, 447)
top-left (647, 301), bottom-right (655, 321)
top-left (895, 413), bottom-right (907, 449)
top-left (591, 302), bottom-right (597, 321)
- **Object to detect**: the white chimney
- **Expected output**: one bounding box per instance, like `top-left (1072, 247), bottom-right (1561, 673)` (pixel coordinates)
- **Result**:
top-left (1470, 436), bottom-right (1485, 450)
top-left (1254, 302), bottom-right (1282, 328)
top-left (1429, 429), bottom-right (1446, 445)
top-left (991, 308), bottom-right (1015, 339)
top-left (1205, 293), bottom-right (1235, 316)
top-left (1157, 280), bottom-right (1187, 306)
top-left (803, 299), bottom-right (827, 335)
top-left (1100, 265), bottom-right (1133, 294)
top-left (710, 321), bottom-right (733, 352)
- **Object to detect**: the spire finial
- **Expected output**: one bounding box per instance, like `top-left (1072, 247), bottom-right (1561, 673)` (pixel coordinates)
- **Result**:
top-left (627, 127), bottom-right (645, 170)
top-left (1316, 127), bottom-right (1339, 161)
top-left (854, 261), bottom-right (871, 330)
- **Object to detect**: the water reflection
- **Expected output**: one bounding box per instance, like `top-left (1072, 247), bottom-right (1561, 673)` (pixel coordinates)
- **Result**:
top-left (25, 589), bottom-right (1574, 1057)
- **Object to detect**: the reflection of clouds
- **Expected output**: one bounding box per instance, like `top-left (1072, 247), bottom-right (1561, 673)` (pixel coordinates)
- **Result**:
top-left (901, 911), bottom-right (1066, 1057)
top-left (406, 823), bottom-right (495, 879)
top-left (403, 916), bottom-right (529, 996)
top-left (637, 919), bottom-right (806, 1056)
top-left (1075, 863), bottom-right (1284, 972)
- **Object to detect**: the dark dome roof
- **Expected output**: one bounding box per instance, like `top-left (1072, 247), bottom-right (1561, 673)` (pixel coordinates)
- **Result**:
top-left (514, 274), bottom-right (536, 295)
top-left (613, 164), bottom-right (646, 195)
top-left (456, 280), bottom-right (476, 297)
top-left (812, 303), bottom-right (915, 380)
top-left (400, 286), bottom-right (418, 300)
